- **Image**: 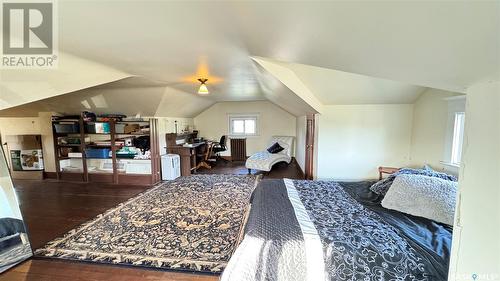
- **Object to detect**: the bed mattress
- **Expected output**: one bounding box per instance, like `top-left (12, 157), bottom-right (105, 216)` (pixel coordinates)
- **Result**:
top-left (221, 179), bottom-right (452, 281)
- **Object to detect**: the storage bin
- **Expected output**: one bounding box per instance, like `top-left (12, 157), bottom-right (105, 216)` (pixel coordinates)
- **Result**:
top-left (66, 137), bottom-right (82, 144)
top-left (116, 146), bottom-right (137, 158)
top-left (115, 123), bottom-right (126, 134)
top-left (116, 154), bottom-right (136, 159)
top-left (59, 158), bottom-right (83, 172)
top-left (54, 123), bottom-right (80, 133)
top-left (85, 122), bottom-right (110, 134)
top-left (85, 148), bottom-right (111, 159)
top-left (124, 160), bottom-right (151, 174)
top-left (68, 152), bottom-right (82, 158)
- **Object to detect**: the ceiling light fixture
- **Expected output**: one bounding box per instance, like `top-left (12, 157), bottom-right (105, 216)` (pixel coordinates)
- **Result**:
top-left (197, 78), bottom-right (209, 95)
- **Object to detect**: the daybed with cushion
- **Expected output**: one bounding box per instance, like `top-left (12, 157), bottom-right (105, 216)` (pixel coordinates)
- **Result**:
top-left (245, 136), bottom-right (294, 173)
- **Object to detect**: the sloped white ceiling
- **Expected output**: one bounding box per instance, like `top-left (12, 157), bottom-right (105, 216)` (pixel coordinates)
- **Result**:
top-left (54, 1), bottom-right (497, 93)
top-left (252, 57), bottom-right (323, 114)
top-left (0, 1), bottom-right (498, 117)
top-left (0, 77), bottom-right (214, 117)
top-left (251, 61), bottom-right (319, 116)
top-left (0, 52), bottom-right (131, 110)
top-left (254, 57), bottom-right (427, 105)
top-left (236, 1), bottom-right (499, 92)
top-left (154, 87), bottom-right (216, 117)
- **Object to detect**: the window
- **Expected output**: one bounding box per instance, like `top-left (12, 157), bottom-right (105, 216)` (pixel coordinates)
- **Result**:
top-left (229, 115), bottom-right (258, 136)
top-left (450, 112), bottom-right (465, 165)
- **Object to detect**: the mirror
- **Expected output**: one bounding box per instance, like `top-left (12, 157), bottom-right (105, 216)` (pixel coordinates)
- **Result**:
top-left (0, 145), bottom-right (32, 273)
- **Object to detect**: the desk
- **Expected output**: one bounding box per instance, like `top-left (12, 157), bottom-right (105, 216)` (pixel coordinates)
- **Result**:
top-left (167, 142), bottom-right (207, 176)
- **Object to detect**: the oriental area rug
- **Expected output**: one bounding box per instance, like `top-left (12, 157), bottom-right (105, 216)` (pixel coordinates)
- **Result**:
top-left (35, 174), bottom-right (259, 273)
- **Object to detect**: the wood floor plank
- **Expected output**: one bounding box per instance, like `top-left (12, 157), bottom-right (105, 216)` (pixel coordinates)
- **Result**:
top-left (1, 260), bottom-right (216, 281)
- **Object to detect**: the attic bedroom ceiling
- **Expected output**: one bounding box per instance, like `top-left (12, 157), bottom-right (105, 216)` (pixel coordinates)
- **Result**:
top-left (0, 77), bottom-right (216, 117)
top-left (0, 1), bottom-right (498, 117)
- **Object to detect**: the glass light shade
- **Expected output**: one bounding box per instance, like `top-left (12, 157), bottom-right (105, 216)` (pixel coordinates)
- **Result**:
top-left (198, 83), bottom-right (209, 95)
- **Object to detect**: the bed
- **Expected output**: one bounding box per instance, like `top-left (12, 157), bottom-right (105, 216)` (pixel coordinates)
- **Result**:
top-left (221, 179), bottom-right (452, 281)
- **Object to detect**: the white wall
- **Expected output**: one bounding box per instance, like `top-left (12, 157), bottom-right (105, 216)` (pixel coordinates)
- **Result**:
top-left (409, 89), bottom-right (464, 175)
top-left (448, 81), bottom-right (499, 281)
top-left (0, 113), bottom-right (56, 172)
top-left (316, 104), bottom-right (413, 180)
top-left (295, 115), bottom-right (307, 172)
top-left (193, 101), bottom-right (297, 157)
top-left (156, 117), bottom-right (195, 155)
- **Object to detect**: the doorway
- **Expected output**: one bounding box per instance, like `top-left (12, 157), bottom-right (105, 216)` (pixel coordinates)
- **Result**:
top-left (305, 114), bottom-right (315, 180)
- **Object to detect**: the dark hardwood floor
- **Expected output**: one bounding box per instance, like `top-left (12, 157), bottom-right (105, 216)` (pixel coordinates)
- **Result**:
top-left (1, 160), bottom-right (303, 281)
top-left (197, 158), bottom-right (304, 179)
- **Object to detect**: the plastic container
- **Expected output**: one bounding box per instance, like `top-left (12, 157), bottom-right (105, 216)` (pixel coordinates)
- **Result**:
top-left (116, 154), bottom-right (136, 159)
top-left (68, 152), bottom-right (82, 158)
top-left (66, 137), bottom-right (82, 144)
top-left (85, 122), bottom-right (110, 134)
top-left (124, 160), bottom-right (151, 174)
top-left (85, 148), bottom-right (111, 159)
top-left (116, 146), bottom-right (137, 158)
top-left (115, 123), bottom-right (126, 134)
top-left (54, 123), bottom-right (80, 133)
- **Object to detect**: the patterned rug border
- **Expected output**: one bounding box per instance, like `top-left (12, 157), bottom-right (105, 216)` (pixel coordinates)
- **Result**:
top-left (34, 174), bottom-right (261, 274)
top-left (31, 255), bottom-right (223, 276)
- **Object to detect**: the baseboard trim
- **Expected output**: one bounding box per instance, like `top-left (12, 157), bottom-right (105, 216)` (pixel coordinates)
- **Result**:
top-left (220, 156), bottom-right (249, 162)
top-left (221, 156), bottom-right (232, 161)
top-left (11, 170), bottom-right (43, 180)
top-left (291, 157), bottom-right (306, 179)
top-left (43, 172), bottom-right (57, 179)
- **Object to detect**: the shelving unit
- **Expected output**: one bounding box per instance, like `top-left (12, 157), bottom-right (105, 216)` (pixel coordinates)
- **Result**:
top-left (52, 114), bottom-right (160, 185)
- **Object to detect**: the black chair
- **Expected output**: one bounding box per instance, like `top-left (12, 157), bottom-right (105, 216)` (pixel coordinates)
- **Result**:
top-left (212, 135), bottom-right (228, 162)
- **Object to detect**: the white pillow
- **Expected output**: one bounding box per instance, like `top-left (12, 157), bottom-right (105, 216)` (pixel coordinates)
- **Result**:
top-left (381, 174), bottom-right (457, 225)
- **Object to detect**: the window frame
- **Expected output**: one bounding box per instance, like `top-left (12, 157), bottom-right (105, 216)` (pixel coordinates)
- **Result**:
top-left (450, 112), bottom-right (465, 166)
top-left (228, 114), bottom-right (259, 137)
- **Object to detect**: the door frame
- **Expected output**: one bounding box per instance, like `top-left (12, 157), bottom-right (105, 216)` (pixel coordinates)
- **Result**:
top-left (305, 114), bottom-right (315, 180)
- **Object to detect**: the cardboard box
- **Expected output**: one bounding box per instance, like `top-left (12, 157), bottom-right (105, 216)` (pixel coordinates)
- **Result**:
top-left (124, 124), bottom-right (140, 134)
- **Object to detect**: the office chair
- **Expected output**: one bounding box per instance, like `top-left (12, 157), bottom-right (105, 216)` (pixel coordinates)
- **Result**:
top-left (212, 135), bottom-right (228, 162)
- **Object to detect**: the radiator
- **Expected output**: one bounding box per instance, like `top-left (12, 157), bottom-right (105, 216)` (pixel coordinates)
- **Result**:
top-left (230, 138), bottom-right (247, 161)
